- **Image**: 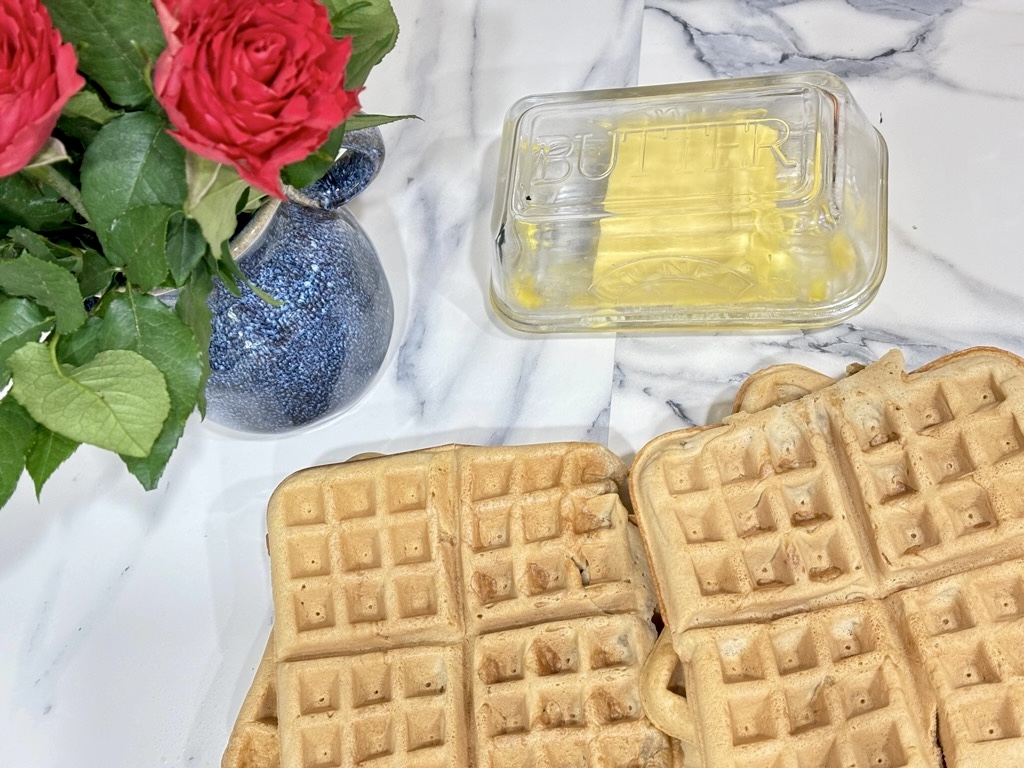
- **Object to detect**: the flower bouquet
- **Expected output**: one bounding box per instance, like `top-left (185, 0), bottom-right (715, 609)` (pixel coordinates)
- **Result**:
top-left (0, 0), bottom-right (406, 508)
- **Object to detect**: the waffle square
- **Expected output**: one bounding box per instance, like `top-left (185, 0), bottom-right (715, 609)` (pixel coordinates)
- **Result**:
top-left (455, 444), bottom-right (654, 635)
top-left (267, 449), bottom-right (463, 660)
top-left (259, 443), bottom-right (668, 767)
top-left (889, 558), bottom-right (1024, 768)
top-left (472, 614), bottom-right (671, 767)
top-left (631, 348), bottom-right (1024, 633)
top-left (649, 601), bottom-right (941, 768)
top-left (277, 645), bottom-right (467, 768)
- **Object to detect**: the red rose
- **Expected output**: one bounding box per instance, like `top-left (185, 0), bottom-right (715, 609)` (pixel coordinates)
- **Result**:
top-left (153, 0), bottom-right (361, 199)
top-left (0, 0), bottom-right (85, 177)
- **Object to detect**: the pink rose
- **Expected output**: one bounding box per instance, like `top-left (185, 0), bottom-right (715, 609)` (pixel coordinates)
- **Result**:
top-left (0, 0), bottom-right (85, 177)
top-left (153, 0), bottom-right (361, 198)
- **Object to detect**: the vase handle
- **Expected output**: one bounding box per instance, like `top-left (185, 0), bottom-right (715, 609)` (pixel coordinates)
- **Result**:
top-left (298, 125), bottom-right (385, 211)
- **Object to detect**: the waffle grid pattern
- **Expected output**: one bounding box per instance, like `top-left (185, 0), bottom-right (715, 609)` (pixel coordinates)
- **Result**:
top-left (272, 450), bottom-right (461, 660)
top-left (267, 444), bottom-right (667, 768)
top-left (473, 615), bottom-right (656, 767)
top-left (634, 350), bottom-right (1024, 768)
top-left (278, 646), bottom-right (464, 768)
top-left (894, 561), bottom-right (1024, 764)
top-left (635, 351), bottom-right (1024, 632)
top-left (652, 407), bottom-right (865, 610)
top-left (831, 371), bottom-right (1024, 576)
top-left (680, 601), bottom-right (933, 768)
top-left (459, 444), bottom-right (646, 634)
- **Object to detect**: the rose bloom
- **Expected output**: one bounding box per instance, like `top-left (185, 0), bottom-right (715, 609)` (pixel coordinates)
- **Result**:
top-left (0, 0), bottom-right (84, 177)
top-left (153, 0), bottom-right (361, 198)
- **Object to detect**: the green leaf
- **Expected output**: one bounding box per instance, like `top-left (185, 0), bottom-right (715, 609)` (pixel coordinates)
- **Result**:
top-left (174, 262), bottom-right (213, 413)
top-left (283, 114), bottom-right (419, 192)
top-left (282, 123), bottom-right (348, 190)
top-left (7, 227), bottom-right (56, 261)
top-left (217, 250), bottom-right (281, 306)
top-left (78, 248), bottom-right (117, 297)
top-left (0, 173), bottom-right (74, 232)
top-left (0, 297), bottom-right (52, 387)
top-left (93, 294), bottom-right (203, 488)
top-left (8, 342), bottom-right (170, 458)
top-left (59, 88), bottom-right (124, 144)
top-left (326, 0), bottom-right (400, 89)
top-left (56, 315), bottom-right (103, 366)
top-left (184, 156), bottom-right (249, 257)
top-left (7, 229), bottom-right (83, 273)
top-left (176, 262), bottom-right (214, 348)
top-left (108, 204), bottom-right (172, 290)
top-left (62, 89), bottom-right (122, 126)
top-left (211, 251), bottom-right (242, 296)
top-left (81, 112), bottom-right (188, 266)
top-left (26, 427), bottom-right (79, 497)
top-left (239, 188), bottom-right (268, 215)
top-left (344, 113), bottom-right (417, 132)
top-left (120, 411), bottom-right (182, 488)
top-left (25, 138), bottom-right (71, 170)
top-left (0, 253), bottom-right (86, 334)
top-left (45, 0), bottom-right (166, 107)
top-left (0, 397), bottom-right (37, 509)
top-left (166, 214), bottom-right (207, 286)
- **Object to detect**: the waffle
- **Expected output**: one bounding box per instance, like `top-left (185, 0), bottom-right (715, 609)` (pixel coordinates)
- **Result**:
top-left (260, 442), bottom-right (671, 767)
top-left (277, 643), bottom-right (468, 767)
top-left (642, 559), bottom-right (1024, 768)
top-left (226, 619), bottom-right (673, 768)
top-left (223, 631), bottom-right (279, 768)
top-left (630, 347), bottom-right (1024, 633)
top-left (731, 362), bottom-right (837, 414)
top-left (888, 558), bottom-right (1024, 768)
top-left (640, 600), bottom-right (942, 767)
top-left (472, 614), bottom-right (673, 767)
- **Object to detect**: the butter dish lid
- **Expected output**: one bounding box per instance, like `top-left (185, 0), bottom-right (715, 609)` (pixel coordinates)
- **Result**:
top-left (489, 71), bottom-right (888, 332)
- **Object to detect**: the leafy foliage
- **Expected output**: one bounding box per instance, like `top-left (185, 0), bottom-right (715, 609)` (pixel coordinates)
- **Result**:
top-left (325, 0), bottom-right (400, 89)
top-left (0, 0), bottom-right (405, 508)
top-left (281, 0), bottom-right (403, 188)
top-left (45, 0), bottom-right (167, 108)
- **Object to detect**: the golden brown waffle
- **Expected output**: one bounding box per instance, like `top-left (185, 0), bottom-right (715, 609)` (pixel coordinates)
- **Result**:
top-left (228, 619), bottom-right (673, 768)
top-left (267, 446), bottom-right (463, 661)
top-left (261, 442), bottom-right (671, 767)
top-left (731, 362), bottom-right (836, 414)
top-left (472, 614), bottom-right (670, 767)
top-left (631, 347), bottom-right (1024, 634)
top-left (455, 444), bottom-right (655, 636)
top-left (222, 631), bottom-right (279, 768)
top-left (277, 644), bottom-right (468, 767)
top-left (642, 559), bottom-right (1024, 768)
top-left (640, 600), bottom-right (942, 767)
top-left (889, 558), bottom-right (1024, 767)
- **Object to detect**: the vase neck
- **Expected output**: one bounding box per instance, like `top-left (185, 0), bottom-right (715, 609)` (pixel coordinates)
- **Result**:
top-left (287, 125), bottom-right (385, 211)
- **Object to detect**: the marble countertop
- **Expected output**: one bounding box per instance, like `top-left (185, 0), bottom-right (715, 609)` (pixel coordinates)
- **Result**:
top-left (4, 0), bottom-right (1024, 765)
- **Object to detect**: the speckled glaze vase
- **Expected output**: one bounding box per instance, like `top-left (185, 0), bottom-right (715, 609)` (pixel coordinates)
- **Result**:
top-left (205, 127), bottom-right (394, 433)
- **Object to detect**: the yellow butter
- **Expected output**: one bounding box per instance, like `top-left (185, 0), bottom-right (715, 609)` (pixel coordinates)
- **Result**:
top-left (590, 111), bottom-right (849, 307)
top-left (491, 73), bottom-right (888, 331)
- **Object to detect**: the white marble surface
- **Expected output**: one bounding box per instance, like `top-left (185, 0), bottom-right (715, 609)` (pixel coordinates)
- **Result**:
top-left (3, 0), bottom-right (1024, 765)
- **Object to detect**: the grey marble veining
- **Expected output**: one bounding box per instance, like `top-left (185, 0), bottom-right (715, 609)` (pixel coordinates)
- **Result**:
top-left (643, 0), bottom-right (959, 79)
top-left (3, 1), bottom-right (1024, 765)
top-left (381, 0), bottom-right (644, 447)
top-left (609, 0), bottom-right (1024, 458)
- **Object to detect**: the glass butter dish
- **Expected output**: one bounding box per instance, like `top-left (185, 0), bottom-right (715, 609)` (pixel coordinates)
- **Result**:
top-left (489, 71), bottom-right (888, 332)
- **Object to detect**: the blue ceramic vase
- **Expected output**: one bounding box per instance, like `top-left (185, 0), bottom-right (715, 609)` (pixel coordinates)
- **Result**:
top-left (205, 127), bottom-right (394, 433)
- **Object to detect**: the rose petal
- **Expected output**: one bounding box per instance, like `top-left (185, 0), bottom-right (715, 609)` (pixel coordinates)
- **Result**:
top-left (0, 0), bottom-right (84, 177)
top-left (152, 0), bottom-right (360, 197)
